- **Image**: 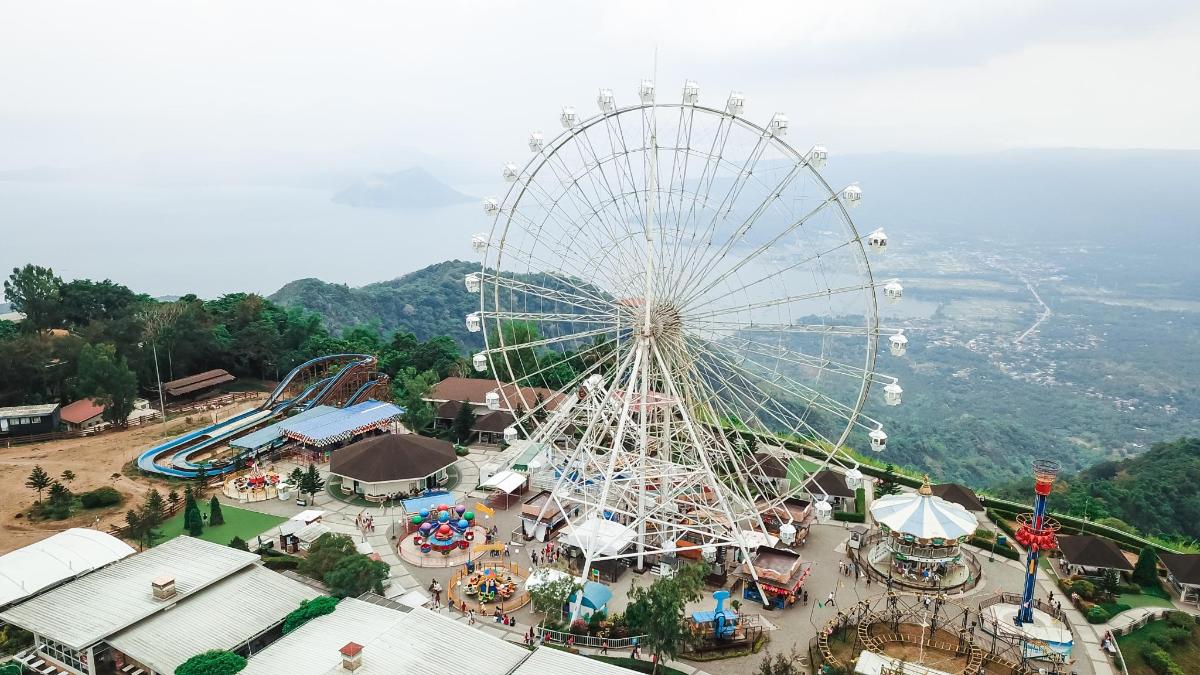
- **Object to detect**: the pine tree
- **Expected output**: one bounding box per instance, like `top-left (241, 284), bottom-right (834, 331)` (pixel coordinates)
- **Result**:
top-left (167, 489), bottom-right (180, 511)
top-left (209, 496), bottom-right (225, 526)
top-left (141, 489), bottom-right (167, 547)
top-left (1132, 546), bottom-right (1160, 587)
top-left (186, 504), bottom-right (204, 537)
top-left (300, 464), bottom-right (325, 504)
top-left (533, 392), bottom-right (547, 426)
top-left (877, 464), bottom-right (903, 497)
top-left (451, 401), bottom-right (475, 444)
top-left (229, 536), bottom-right (249, 551)
top-left (25, 465), bottom-right (51, 502)
top-left (194, 462), bottom-right (209, 497)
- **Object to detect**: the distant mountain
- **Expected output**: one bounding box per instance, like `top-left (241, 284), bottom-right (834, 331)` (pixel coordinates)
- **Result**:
top-left (332, 167), bottom-right (473, 209)
top-left (993, 437), bottom-right (1200, 541)
top-left (271, 260), bottom-right (481, 343)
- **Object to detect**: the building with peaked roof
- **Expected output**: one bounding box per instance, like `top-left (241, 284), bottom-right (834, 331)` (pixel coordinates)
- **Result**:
top-left (473, 410), bottom-right (515, 445)
top-left (59, 399), bottom-right (107, 431)
top-left (239, 595), bottom-right (631, 675)
top-left (0, 529), bottom-right (134, 610)
top-left (1159, 552), bottom-right (1200, 604)
top-left (803, 470), bottom-right (857, 511)
top-left (1056, 535), bottom-right (1135, 577)
top-left (162, 369), bottom-right (236, 398)
top-left (426, 377), bottom-right (564, 418)
top-left (929, 483), bottom-right (985, 512)
top-left (0, 403), bottom-right (60, 438)
top-left (0, 536), bottom-right (316, 675)
top-left (329, 433), bottom-right (457, 500)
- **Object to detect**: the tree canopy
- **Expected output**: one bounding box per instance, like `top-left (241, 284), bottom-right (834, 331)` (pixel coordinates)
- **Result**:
top-left (175, 649), bottom-right (247, 675)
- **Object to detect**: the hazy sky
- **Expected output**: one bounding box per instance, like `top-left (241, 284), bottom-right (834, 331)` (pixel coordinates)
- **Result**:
top-left (3, 0), bottom-right (1199, 181)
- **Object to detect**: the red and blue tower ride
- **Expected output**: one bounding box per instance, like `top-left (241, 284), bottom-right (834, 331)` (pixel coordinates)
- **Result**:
top-left (1013, 459), bottom-right (1062, 625)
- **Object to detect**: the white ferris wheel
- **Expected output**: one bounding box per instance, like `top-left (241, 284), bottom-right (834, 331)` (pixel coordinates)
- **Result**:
top-left (465, 79), bottom-right (907, 588)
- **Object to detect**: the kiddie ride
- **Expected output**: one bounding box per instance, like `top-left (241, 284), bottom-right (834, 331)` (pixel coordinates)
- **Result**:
top-left (411, 504), bottom-right (476, 555)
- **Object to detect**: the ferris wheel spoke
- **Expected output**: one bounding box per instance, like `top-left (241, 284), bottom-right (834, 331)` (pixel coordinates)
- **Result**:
top-left (683, 281), bottom-right (876, 322)
top-left (676, 163), bottom-right (807, 304)
top-left (688, 237), bottom-right (859, 312)
top-left (481, 272), bottom-right (613, 315)
top-left (485, 323), bottom-right (620, 351)
top-left (498, 207), bottom-right (636, 298)
top-left (688, 319), bottom-right (881, 338)
top-left (703, 332), bottom-right (887, 387)
top-left (677, 191), bottom-right (840, 308)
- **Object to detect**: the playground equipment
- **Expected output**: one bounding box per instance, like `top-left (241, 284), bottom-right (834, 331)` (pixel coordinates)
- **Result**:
top-left (411, 503), bottom-right (476, 555)
top-left (692, 590), bottom-right (739, 639)
top-left (136, 354), bottom-right (390, 478)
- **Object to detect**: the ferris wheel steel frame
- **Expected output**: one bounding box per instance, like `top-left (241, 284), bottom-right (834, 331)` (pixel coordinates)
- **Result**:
top-left (469, 81), bottom-right (906, 602)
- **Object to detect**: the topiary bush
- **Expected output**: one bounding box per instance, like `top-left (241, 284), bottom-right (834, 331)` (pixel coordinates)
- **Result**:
top-left (1140, 643), bottom-right (1185, 675)
top-left (283, 596), bottom-right (340, 634)
top-left (1071, 579), bottom-right (1097, 601)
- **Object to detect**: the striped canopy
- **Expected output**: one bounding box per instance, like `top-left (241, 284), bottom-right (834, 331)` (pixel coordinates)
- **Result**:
top-left (870, 490), bottom-right (978, 541)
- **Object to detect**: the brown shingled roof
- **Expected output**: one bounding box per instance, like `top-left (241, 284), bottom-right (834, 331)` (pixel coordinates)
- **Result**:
top-left (802, 470), bottom-right (856, 499)
top-left (329, 434), bottom-right (457, 483)
top-left (163, 369), bottom-right (235, 396)
top-left (930, 483), bottom-right (985, 511)
top-left (473, 410), bottom-right (515, 433)
top-left (1160, 553), bottom-right (1200, 586)
top-left (1057, 535), bottom-right (1134, 571)
top-left (425, 377), bottom-right (564, 411)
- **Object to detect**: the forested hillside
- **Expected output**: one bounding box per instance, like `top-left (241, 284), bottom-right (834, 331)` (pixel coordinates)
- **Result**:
top-left (269, 261), bottom-right (481, 346)
top-left (992, 437), bottom-right (1200, 542)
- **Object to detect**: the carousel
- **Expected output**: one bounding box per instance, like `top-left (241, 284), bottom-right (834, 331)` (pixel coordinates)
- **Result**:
top-left (221, 461), bottom-right (283, 503)
top-left (449, 562), bottom-right (530, 614)
top-left (859, 477), bottom-right (981, 591)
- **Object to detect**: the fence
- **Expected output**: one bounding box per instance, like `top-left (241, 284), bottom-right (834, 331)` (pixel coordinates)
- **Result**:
top-left (853, 531), bottom-right (982, 593)
top-left (166, 391), bottom-right (260, 415)
top-left (533, 626), bottom-right (646, 650)
top-left (2, 411), bottom-right (164, 447)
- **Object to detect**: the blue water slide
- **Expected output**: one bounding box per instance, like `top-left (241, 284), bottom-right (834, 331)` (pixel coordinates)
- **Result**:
top-left (136, 354), bottom-right (372, 478)
top-left (302, 357), bottom-right (376, 411)
top-left (346, 378), bottom-right (386, 406)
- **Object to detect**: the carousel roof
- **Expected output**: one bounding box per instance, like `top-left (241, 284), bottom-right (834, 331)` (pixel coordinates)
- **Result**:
top-left (869, 478), bottom-right (978, 540)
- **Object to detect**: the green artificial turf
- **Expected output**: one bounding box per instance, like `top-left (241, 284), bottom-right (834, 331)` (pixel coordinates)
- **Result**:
top-left (157, 502), bottom-right (286, 547)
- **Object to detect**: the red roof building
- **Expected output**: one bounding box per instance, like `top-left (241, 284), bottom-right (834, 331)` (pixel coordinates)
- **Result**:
top-left (60, 399), bottom-right (107, 431)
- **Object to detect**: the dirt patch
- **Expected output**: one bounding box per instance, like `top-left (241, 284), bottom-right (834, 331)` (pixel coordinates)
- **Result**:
top-left (0, 396), bottom-right (264, 554)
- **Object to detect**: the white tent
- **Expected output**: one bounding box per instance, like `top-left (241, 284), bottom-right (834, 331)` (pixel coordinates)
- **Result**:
top-left (561, 518), bottom-right (635, 557)
top-left (482, 470), bottom-right (526, 495)
top-left (524, 567), bottom-right (571, 592)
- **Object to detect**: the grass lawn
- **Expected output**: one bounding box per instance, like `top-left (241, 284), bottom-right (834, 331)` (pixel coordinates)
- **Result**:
top-left (158, 502), bottom-right (285, 547)
top-left (787, 457), bottom-right (822, 488)
top-left (1117, 616), bottom-right (1200, 675)
top-left (1118, 593), bottom-right (1174, 609)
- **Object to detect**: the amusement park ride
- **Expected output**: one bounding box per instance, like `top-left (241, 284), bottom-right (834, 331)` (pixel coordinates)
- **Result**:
top-left (465, 78), bottom-right (906, 604)
top-left (464, 80), bottom-right (1079, 674)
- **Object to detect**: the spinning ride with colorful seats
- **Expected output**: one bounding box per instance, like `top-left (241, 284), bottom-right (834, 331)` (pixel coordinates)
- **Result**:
top-left (411, 503), bottom-right (476, 555)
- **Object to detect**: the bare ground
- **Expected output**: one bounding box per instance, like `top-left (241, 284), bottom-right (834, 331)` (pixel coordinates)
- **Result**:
top-left (0, 396), bottom-right (265, 554)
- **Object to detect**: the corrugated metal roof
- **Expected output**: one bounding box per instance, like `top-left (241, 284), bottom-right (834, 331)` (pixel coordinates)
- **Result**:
top-left (106, 565), bottom-right (320, 675)
top-left (0, 403), bottom-right (60, 418)
top-left (280, 400), bottom-right (402, 447)
top-left (0, 536), bottom-right (258, 649)
top-left (241, 599), bottom-right (529, 675)
top-left (513, 645), bottom-right (634, 674)
top-left (0, 529), bottom-right (134, 608)
top-left (229, 405), bottom-right (338, 450)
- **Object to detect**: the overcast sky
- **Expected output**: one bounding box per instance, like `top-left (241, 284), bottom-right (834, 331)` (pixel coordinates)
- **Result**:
top-left (3, 0), bottom-right (1199, 181)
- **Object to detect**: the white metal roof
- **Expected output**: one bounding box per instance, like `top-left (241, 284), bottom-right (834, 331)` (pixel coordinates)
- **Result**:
top-left (106, 565), bottom-right (320, 675)
top-left (291, 509), bottom-right (326, 523)
top-left (241, 598), bottom-right (529, 675)
top-left (512, 644), bottom-right (634, 674)
top-left (0, 536), bottom-right (258, 649)
top-left (0, 528), bottom-right (134, 608)
top-left (0, 403), bottom-right (60, 418)
top-left (296, 523), bottom-right (331, 543)
top-left (482, 470), bottom-right (526, 494)
top-left (562, 517), bottom-right (636, 557)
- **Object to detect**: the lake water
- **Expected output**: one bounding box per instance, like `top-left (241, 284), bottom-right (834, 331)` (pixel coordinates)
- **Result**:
top-left (0, 181), bottom-right (485, 297)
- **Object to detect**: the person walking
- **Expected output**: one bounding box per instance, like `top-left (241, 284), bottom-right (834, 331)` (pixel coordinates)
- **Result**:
top-left (631, 638), bottom-right (640, 659)
top-left (601, 638), bottom-right (609, 655)
top-left (826, 590), bottom-right (836, 607)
